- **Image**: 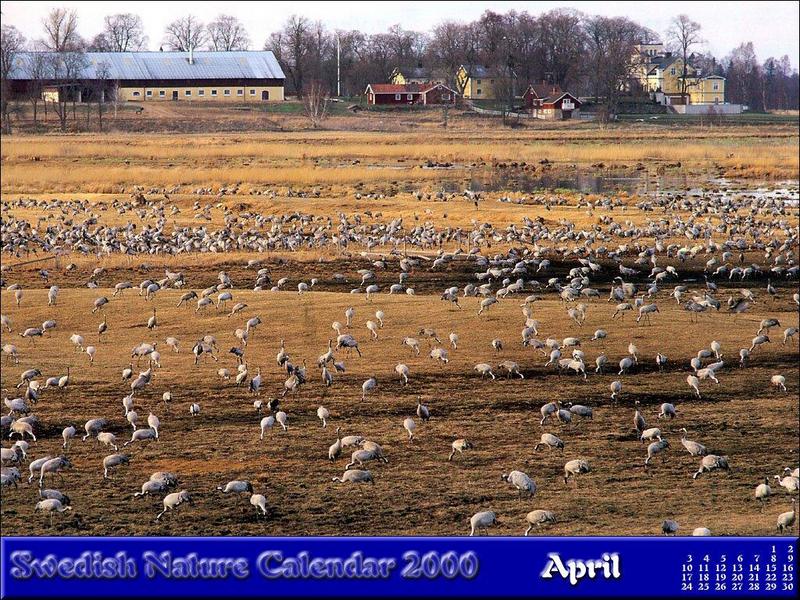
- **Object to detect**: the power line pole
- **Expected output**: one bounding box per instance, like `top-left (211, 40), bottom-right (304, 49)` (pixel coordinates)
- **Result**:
top-left (337, 34), bottom-right (341, 97)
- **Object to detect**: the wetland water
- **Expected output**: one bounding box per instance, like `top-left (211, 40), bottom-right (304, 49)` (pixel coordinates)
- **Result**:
top-left (431, 168), bottom-right (799, 200)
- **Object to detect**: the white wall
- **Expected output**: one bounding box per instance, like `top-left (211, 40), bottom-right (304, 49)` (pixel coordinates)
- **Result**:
top-left (672, 104), bottom-right (746, 115)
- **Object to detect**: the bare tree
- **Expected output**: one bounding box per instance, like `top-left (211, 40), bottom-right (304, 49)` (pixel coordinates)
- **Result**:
top-left (726, 42), bottom-right (762, 110)
top-left (94, 61), bottom-right (110, 131)
top-left (87, 32), bottom-right (112, 51)
top-left (667, 14), bottom-right (703, 103)
top-left (26, 51), bottom-right (48, 126)
top-left (303, 79), bottom-right (330, 128)
top-left (47, 50), bottom-right (88, 131)
top-left (42, 8), bottom-right (83, 51)
top-left (536, 9), bottom-right (586, 87)
top-left (164, 15), bottom-right (206, 52)
top-left (266, 15), bottom-right (310, 95)
top-left (333, 29), bottom-right (367, 97)
top-left (207, 15), bottom-right (250, 51)
top-left (429, 21), bottom-right (478, 94)
top-left (585, 16), bottom-right (644, 111)
top-left (101, 13), bottom-right (147, 52)
top-left (1, 24), bottom-right (26, 134)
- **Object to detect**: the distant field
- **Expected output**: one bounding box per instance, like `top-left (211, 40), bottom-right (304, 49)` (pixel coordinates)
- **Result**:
top-left (616, 112), bottom-right (800, 125)
top-left (1, 122), bottom-right (798, 195)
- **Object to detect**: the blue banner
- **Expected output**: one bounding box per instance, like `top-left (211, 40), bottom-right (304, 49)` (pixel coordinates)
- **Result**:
top-left (1, 537), bottom-right (797, 597)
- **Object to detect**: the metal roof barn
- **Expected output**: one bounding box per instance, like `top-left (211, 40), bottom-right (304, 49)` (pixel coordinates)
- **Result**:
top-left (9, 51), bottom-right (285, 81)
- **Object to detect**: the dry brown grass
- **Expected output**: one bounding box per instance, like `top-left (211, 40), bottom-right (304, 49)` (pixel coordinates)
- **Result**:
top-left (0, 117), bottom-right (797, 538)
top-left (0, 281), bottom-right (797, 537)
top-left (2, 125), bottom-right (797, 194)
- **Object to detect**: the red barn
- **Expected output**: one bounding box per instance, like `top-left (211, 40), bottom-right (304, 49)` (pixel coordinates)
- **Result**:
top-left (365, 82), bottom-right (457, 106)
top-left (522, 83), bottom-right (582, 120)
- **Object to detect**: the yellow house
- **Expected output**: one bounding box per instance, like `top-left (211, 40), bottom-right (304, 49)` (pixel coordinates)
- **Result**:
top-left (635, 50), bottom-right (725, 105)
top-left (634, 42), bottom-right (665, 60)
top-left (688, 75), bottom-right (725, 105)
top-left (456, 65), bottom-right (497, 99)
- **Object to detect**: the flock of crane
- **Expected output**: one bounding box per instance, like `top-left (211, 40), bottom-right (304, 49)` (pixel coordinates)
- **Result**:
top-left (1, 185), bottom-right (798, 536)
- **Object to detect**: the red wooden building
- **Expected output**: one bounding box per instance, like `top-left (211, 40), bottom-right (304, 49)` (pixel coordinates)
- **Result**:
top-left (522, 83), bottom-right (582, 120)
top-left (365, 82), bottom-right (458, 106)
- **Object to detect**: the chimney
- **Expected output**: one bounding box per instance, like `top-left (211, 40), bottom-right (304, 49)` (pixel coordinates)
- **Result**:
top-left (189, 47), bottom-right (194, 65)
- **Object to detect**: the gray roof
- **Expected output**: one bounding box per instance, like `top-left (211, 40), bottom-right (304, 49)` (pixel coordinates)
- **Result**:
top-left (394, 66), bottom-right (437, 79)
top-left (9, 51), bottom-right (285, 81)
top-left (461, 65), bottom-right (495, 78)
top-left (646, 55), bottom-right (680, 74)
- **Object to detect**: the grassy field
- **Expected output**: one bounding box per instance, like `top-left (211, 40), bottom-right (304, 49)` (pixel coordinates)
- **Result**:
top-left (0, 286), bottom-right (797, 536)
top-left (1, 123), bottom-right (798, 195)
top-left (0, 115), bottom-right (798, 537)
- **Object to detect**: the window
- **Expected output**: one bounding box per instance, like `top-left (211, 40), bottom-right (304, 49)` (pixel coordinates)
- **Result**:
top-left (224, 89), bottom-right (231, 96)
top-left (477, 88), bottom-right (482, 95)
top-left (132, 91), bottom-right (140, 97)
top-left (211, 89), bottom-right (217, 96)
top-left (395, 93), bottom-right (401, 100)
top-left (159, 90), bottom-right (165, 97)
top-left (477, 79), bottom-right (482, 84)
top-left (406, 93), bottom-right (413, 100)
top-left (146, 90), bottom-right (152, 97)
top-left (670, 67), bottom-right (676, 75)
top-left (185, 90), bottom-right (191, 96)
top-left (490, 79), bottom-right (495, 84)
top-left (443, 93), bottom-right (450, 101)
top-left (712, 83), bottom-right (719, 91)
top-left (250, 89), bottom-right (256, 95)
top-left (237, 89), bottom-right (244, 96)
top-left (198, 89), bottom-right (205, 96)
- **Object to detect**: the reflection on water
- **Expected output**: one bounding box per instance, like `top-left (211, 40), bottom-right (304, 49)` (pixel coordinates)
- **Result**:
top-left (458, 169), bottom-right (690, 195)
top-left (399, 168), bottom-right (799, 202)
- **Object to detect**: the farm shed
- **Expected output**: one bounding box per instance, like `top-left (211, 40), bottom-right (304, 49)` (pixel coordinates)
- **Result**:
top-left (365, 82), bottom-right (458, 106)
top-left (522, 83), bottom-right (582, 120)
top-left (6, 50), bottom-right (285, 103)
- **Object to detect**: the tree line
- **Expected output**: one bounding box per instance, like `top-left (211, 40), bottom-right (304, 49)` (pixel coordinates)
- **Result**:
top-left (1, 7), bottom-right (798, 132)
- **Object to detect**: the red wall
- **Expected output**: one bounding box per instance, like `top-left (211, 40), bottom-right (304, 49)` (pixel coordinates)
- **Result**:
top-left (424, 87), bottom-right (456, 105)
top-left (369, 92), bottom-right (421, 105)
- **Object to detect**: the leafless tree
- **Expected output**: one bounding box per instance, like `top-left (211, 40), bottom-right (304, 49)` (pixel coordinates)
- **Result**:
top-left (47, 50), bottom-right (88, 131)
top-left (725, 42), bottom-right (763, 110)
top-left (266, 15), bottom-right (310, 94)
top-left (332, 29), bottom-right (367, 97)
top-left (303, 80), bottom-right (330, 128)
top-left (93, 61), bottom-right (110, 131)
top-left (1, 24), bottom-right (26, 134)
top-left (429, 21), bottom-right (478, 94)
top-left (87, 32), bottom-right (112, 52)
top-left (164, 15), bottom-right (207, 52)
top-left (584, 16), bottom-right (644, 111)
top-left (42, 8), bottom-right (83, 52)
top-left (535, 9), bottom-right (586, 87)
top-left (207, 15), bottom-right (249, 51)
top-left (26, 51), bottom-right (48, 126)
top-left (667, 14), bottom-right (703, 103)
top-left (101, 13), bottom-right (147, 52)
